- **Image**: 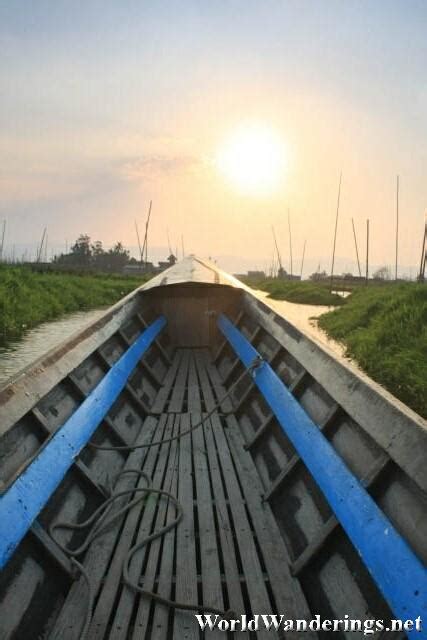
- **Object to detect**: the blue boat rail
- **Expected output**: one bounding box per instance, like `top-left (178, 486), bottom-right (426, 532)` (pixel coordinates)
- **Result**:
top-left (218, 312), bottom-right (427, 639)
top-left (0, 315), bottom-right (167, 570)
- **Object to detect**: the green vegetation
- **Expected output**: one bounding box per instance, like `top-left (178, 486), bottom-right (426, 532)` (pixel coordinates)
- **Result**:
top-left (318, 283), bottom-right (427, 418)
top-left (0, 266), bottom-right (150, 344)
top-left (241, 277), bottom-right (345, 306)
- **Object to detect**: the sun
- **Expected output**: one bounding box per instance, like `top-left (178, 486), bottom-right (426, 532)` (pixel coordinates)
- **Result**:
top-left (216, 123), bottom-right (287, 196)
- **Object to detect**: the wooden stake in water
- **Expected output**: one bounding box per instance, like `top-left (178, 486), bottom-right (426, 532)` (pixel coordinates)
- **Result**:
top-left (135, 220), bottom-right (143, 264)
top-left (0, 220), bottom-right (6, 262)
top-left (351, 218), bottom-right (362, 277)
top-left (181, 235), bottom-right (185, 259)
top-left (300, 240), bottom-right (306, 279)
top-left (166, 227), bottom-right (172, 257)
top-left (330, 172), bottom-right (342, 291)
top-left (272, 226), bottom-right (284, 275)
top-left (395, 175), bottom-right (399, 280)
top-left (142, 200), bottom-right (152, 264)
top-left (288, 209), bottom-right (293, 276)
top-left (37, 227), bottom-right (47, 263)
top-left (366, 219), bottom-right (370, 285)
top-left (418, 218), bottom-right (427, 283)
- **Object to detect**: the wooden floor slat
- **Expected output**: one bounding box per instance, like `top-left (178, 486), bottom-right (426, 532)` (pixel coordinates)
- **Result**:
top-left (150, 352), bottom-right (182, 414)
top-left (203, 351), bottom-right (317, 639)
top-left (194, 351), bottom-right (247, 638)
top-left (50, 416), bottom-right (160, 640)
top-left (49, 346), bottom-right (318, 639)
top-left (88, 414), bottom-right (170, 639)
top-left (131, 416), bottom-right (180, 640)
top-left (107, 415), bottom-right (176, 640)
top-left (134, 416), bottom-right (180, 640)
top-left (173, 412), bottom-right (199, 639)
top-left (189, 355), bottom-right (224, 637)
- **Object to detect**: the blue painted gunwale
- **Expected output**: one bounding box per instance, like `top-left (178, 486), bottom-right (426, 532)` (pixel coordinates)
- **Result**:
top-left (218, 313), bottom-right (426, 638)
top-left (0, 315), bottom-right (166, 569)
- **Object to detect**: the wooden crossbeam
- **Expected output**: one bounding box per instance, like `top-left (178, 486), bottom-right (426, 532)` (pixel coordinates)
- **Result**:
top-left (263, 403), bottom-right (341, 502)
top-left (291, 453), bottom-right (391, 576)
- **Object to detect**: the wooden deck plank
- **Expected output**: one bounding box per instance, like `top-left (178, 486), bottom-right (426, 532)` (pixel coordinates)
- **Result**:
top-left (131, 416), bottom-right (180, 640)
top-left (168, 350), bottom-right (190, 413)
top-left (204, 352), bottom-right (317, 639)
top-left (150, 351), bottom-right (182, 414)
top-left (49, 416), bottom-right (159, 640)
top-left (189, 353), bottom-right (224, 636)
top-left (172, 412), bottom-right (199, 639)
top-left (194, 350), bottom-right (247, 638)
top-left (223, 416), bottom-right (317, 639)
top-left (198, 359), bottom-right (277, 640)
top-left (144, 418), bottom-right (180, 640)
top-left (107, 414), bottom-right (176, 640)
top-left (87, 414), bottom-right (170, 639)
top-left (49, 346), bottom-right (318, 639)
top-left (207, 413), bottom-right (278, 640)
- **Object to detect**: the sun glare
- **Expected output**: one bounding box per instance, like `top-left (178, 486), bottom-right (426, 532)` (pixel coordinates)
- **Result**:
top-left (216, 124), bottom-right (287, 196)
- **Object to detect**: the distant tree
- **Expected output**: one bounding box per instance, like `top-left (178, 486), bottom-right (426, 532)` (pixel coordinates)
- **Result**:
top-left (309, 270), bottom-right (328, 281)
top-left (106, 242), bottom-right (130, 270)
top-left (54, 235), bottom-right (131, 271)
top-left (373, 266), bottom-right (391, 280)
top-left (91, 240), bottom-right (104, 258)
top-left (70, 234), bottom-right (92, 266)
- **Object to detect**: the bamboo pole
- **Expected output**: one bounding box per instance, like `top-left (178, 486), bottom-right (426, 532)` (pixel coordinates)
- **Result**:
top-left (0, 220), bottom-right (6, 262)
top-left (300, 240), bottom-right (306, 279)
top-left (135, 220), bottom-right (143, 263)
top-left (351, 218), bottom-right (362, 277)
top-left (272, 226), bottom-right (283, 275)
top-left (366, 219), bottom-right (370, 285)
top-left (166, 227), bottom-right (172, 257)
top-left (395, 175), bottom-right (399, 280)
top-left (37, 228), bottom-right (47, 263)
top-left (418, 219), bottom-right (426, 282)
top-left (142, 200), bottom-right (152, 264)
top-left (330, 172), bottom-right (342, 290)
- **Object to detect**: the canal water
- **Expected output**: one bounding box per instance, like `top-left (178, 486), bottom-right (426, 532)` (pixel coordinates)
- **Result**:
top-left (0, 309), bottom-right (106, 387)
top-left (0, 295), bottom-right (349, 388)
top-left (254, 291), bottom-right (347, 358)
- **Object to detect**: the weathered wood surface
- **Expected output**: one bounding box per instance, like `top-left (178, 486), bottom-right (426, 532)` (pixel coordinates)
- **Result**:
top-left (48, 347), bottom-right (313, 639)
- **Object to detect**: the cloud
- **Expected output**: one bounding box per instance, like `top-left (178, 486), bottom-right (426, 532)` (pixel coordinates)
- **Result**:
top-left (119, 153), bottom-right (201, 181)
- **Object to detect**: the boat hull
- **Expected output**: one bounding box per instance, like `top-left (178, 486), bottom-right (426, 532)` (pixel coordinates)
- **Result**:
top-left (0, 257), bottom-right (425, 639)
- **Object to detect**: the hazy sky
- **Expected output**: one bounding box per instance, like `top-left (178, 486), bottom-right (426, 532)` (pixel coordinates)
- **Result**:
top-left (1, 1), bottom-right (426, 275)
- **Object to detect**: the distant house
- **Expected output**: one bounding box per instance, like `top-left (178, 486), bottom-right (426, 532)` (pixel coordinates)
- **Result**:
top-left (123, 254), bottom-right (177, 275)
top-left (158, 254), bottom-right (177, 270)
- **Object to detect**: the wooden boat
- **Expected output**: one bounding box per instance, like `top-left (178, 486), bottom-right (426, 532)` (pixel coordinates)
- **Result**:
top-left (0, 256), bottom-right (426, 640)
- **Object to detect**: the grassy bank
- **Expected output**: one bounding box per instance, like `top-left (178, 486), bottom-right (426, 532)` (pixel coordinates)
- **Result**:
top-left (0, 266), bottom-right (150, 343)
top-left (318, 283), bottom-right (427, 418)
top-left (241, 277), bottom-right (345, 306)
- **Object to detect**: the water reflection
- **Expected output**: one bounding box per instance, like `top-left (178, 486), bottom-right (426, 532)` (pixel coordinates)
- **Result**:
top-left (0, 309), bottom-right (105, 386)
